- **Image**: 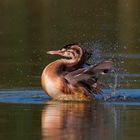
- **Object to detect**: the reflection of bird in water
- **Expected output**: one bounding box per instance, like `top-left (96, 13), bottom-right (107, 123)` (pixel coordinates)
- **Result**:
top-left (41, 101), bottom-right (118, 140)
top-left (41, 44), bottom-right (113, 101)
top-left (41, 102), bottom-right (98, 140)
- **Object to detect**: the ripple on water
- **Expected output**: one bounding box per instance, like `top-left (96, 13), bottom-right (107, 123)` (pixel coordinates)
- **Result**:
top-left (0, 89), bottom-right (50, 104)
top-left (0, 89), bottom-right (140, 105)
top-left (102, 89), bottom-right (140, 105)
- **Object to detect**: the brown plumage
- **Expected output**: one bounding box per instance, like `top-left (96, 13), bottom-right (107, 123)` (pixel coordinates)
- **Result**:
top-left (41, 44), bottom-right (113, 101)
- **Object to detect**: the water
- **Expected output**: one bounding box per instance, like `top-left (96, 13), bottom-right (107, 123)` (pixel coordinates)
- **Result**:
top-left (0, 89), bottom-right (140, 140)
top-left (0, 91), bottom-right (140, 140)
top-left (0, 89), bottom-right (140, 104)
top-left (0, 0), bottom-right (140, 140)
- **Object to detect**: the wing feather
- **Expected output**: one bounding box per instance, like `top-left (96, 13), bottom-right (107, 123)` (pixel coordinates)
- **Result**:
top-left (65, 60), bottom-right (113, 84)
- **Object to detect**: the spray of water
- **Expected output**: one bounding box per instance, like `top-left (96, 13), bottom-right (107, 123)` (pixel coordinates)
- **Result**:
top-left (81, 41), bottom-right (128, 100)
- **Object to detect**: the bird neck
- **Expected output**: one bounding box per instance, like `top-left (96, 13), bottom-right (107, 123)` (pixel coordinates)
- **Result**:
top-left (61, 56), bottom-right (84, 71)
top-left (42, 53), bottom-right (86, 82)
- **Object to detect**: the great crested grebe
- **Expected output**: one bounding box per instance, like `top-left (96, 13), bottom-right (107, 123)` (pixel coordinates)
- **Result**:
top-left (41, 44), bottom-right (113, 101)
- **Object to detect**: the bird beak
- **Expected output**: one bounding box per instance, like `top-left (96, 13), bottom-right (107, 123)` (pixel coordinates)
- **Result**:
top-left (47, 50), bottom-right (63, 55)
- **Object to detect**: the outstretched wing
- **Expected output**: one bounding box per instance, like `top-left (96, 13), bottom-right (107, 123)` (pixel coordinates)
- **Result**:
top-left (65, 60), bottom-right (113, 84)
top-left (64, 60), bottom-right (113, 93)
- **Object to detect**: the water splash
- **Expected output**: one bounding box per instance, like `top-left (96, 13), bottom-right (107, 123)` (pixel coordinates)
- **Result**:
top-left (110, 70), bottom-right (118, 95)
top-left (81, 41), bottom-right (134, 100)
top-left (103, 70), bottom-right (118, 101)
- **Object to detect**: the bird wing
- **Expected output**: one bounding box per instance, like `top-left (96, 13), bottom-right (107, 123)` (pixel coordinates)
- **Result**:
top-left (64, 60), bottom-right (113, 94)
top-left (65, 60), bottom-right (113, 84)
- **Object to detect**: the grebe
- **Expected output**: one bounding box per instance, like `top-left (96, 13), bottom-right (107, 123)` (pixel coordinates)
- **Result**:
top-left (41, 44), bottom-right (113, 101)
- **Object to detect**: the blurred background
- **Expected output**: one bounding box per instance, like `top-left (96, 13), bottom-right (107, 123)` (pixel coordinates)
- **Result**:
top-left (0, 0), bottom-right (140, 89)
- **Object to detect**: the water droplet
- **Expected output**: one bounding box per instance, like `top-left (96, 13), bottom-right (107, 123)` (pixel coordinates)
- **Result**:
top-left (123, 46), bottom-right (127, 49)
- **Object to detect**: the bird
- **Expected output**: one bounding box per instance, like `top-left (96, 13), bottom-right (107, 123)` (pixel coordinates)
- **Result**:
top-left (41, 43), bottom-right (113, 101)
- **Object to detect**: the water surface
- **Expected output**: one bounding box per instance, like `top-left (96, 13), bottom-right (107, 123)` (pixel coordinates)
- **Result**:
top-left (0, 0), bottom-right (140, 140)
top-left (0, 89), bottom-right (140, 140)
top-left (0, 94), bottom-right (140, 140)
